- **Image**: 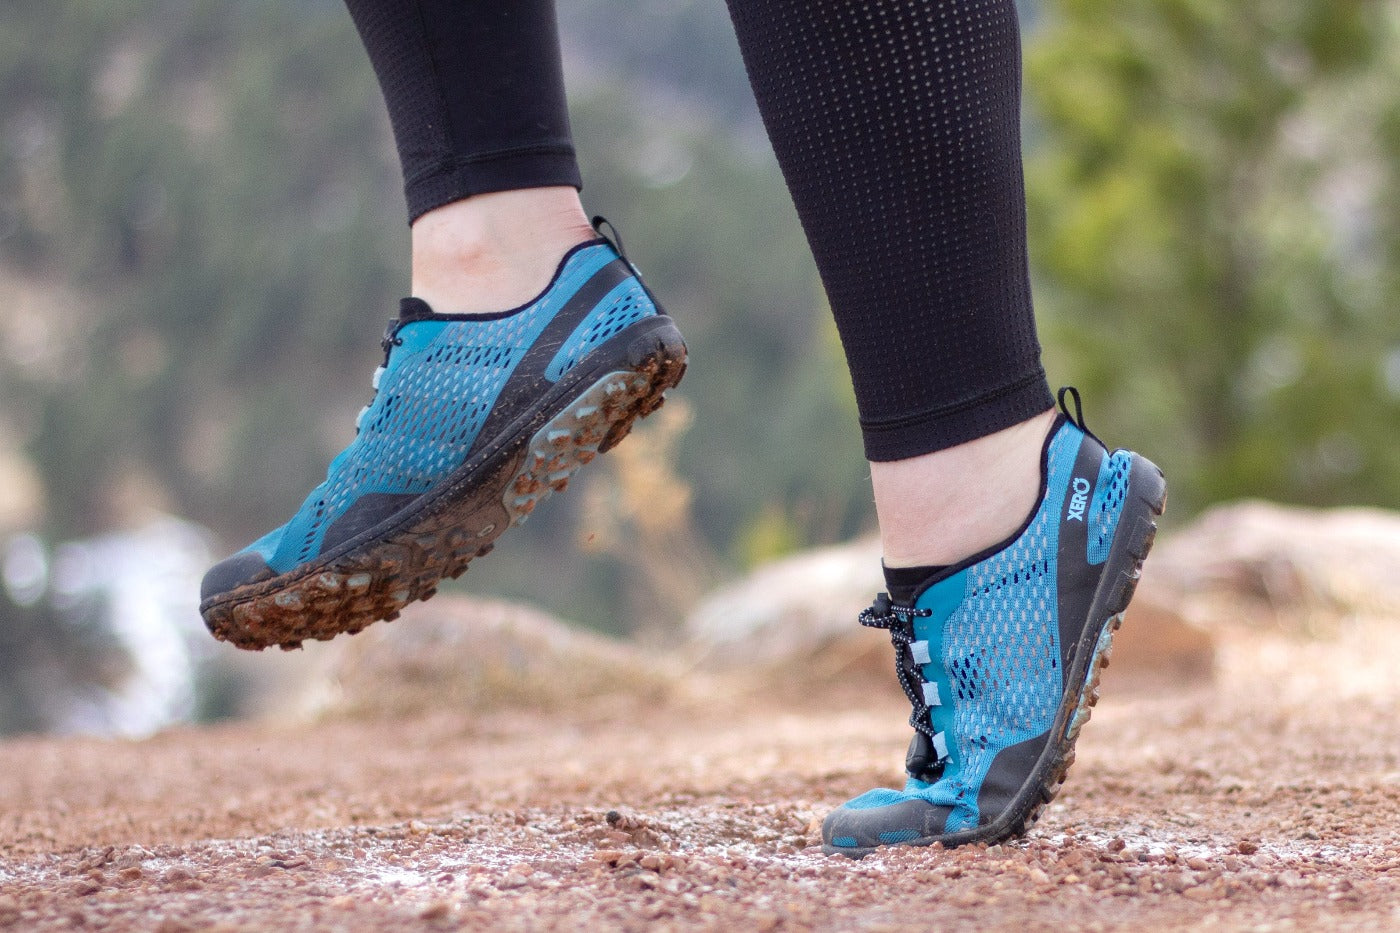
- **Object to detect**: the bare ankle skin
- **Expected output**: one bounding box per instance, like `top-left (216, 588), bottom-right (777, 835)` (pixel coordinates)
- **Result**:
top-left (410, 187), bottom-right (597, 314)
top-left (872, 407), bottom-right (1058, 568)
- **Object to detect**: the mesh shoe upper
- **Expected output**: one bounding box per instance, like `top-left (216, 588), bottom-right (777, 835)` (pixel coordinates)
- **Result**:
top-left (825, 417), bottom-right (1138, 850)
top-left (218, 241), bottom-right (656, 584)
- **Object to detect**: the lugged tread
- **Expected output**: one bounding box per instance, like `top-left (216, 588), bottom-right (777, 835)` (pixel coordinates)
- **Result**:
top-left (203, 330), bottom-right (686, 651)
top-left (504, 370), bottom-right (660, 529)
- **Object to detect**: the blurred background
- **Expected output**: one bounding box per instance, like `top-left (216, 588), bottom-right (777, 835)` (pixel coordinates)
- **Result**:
top-left (1, 0), bottom-right (1398, 736)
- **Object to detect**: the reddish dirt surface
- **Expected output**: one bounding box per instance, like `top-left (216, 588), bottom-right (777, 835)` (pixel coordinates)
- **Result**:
top-left (1, 622), bottom-right (1398, 931)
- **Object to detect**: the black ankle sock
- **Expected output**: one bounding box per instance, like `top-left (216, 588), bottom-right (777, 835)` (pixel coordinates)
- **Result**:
top-left (882, 563), bottom-right (950, 605)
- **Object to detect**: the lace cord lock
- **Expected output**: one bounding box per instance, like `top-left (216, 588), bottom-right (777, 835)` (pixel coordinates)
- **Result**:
top-left (906, 729), bottom-right (948, 783)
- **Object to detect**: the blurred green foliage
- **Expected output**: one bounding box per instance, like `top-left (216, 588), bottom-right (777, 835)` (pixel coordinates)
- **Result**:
top-left (0, 0), bottom-right (868, 634)
top-left (2, 0), bottom-right (1398, 634)
top-left (1, 0), bottom-right (406, 538)
top-left (1026, 0), bottom-right (1400, 513)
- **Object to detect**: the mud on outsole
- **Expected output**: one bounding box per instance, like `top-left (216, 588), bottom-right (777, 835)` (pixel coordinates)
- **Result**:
top-left (203, 348), bottom-right (686, 651)
top-left (503, 367), bottom-right (671, 526)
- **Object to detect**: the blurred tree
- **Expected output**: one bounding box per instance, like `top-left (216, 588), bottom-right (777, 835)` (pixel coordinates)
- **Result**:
top-left (0, 0), bottom-right (871, 635)
top-left (1026, 0), bottom-right (1400, 514)
top-left (1, 0), bottom-right (405, 540)
top-left (7, 0), bottom-right (1400, 640)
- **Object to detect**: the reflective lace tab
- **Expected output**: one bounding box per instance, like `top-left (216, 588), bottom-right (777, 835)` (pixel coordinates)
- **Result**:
top-left (921, 681), bottom-right (941, 707)
top-left (372, 366), bottom-right (385, 390)
top-left (910, 640), bottom-right (931, 665)
top-left (932, 731), bottom-right (948, 761)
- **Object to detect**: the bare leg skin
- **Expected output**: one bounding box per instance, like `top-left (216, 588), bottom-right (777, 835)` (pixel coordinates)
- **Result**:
top-left (410, 186), bottom-right (597, 314)
top-left (872, 408), bottom-right (1058, 568)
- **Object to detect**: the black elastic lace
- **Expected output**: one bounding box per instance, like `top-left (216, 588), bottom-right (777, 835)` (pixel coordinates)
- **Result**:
top-left (380, 318), bottom-right (405, 364)
top-left (859, 592), bottom-right (936, 739)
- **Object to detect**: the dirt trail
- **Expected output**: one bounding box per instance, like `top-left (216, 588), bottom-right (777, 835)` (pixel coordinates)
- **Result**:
top-left (1, 622), bottom-right (1398, 931)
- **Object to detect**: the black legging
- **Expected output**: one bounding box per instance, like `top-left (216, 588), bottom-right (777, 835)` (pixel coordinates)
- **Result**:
top-left (343, 0), bottom-right (1052, 462)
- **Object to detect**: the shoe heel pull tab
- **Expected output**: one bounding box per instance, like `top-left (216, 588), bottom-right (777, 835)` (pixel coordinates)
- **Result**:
top-left (590, 215), bottom-right (628, 260)
top-left (1057, 386), bottom-right (1105, 446)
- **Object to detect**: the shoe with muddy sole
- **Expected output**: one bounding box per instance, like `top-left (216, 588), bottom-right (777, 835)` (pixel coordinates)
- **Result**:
top-left (200, 238), bottom-right (685, 650)
top-left (822, 390), bottom-right (1167, 857)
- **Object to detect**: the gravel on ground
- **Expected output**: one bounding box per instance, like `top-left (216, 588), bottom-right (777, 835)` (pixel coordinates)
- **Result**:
top-left (1, 621), bottom-right (1397, 931)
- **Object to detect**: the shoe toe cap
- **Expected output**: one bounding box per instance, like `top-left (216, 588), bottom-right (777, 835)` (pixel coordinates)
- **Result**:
top-left (201, 552), bottom-right (276, 602)
top-left (822, 791), bottom-right (952, 852)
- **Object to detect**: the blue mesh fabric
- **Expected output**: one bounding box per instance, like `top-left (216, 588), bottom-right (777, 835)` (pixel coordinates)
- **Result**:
top-left (246, 526), bottom-right (284, 563)
top-left (840, 787), bottom-right (914, 811)
top-left (831, 422), bottom-right (1085, 831)
top-left (545, 278), bottom-right (655, 381)
top-left (911, 423), bottom-right (1080, 830)
top-left (1087, 451), bottom-right (1132, 565)
top-left (245, 244), bottom-right (618, 574)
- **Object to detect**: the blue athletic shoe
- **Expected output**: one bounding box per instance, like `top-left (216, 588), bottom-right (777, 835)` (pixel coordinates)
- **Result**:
top-left (201, 234), bottom-right (686, 649)
top-left (822, 391), bottom-right (1166, 856)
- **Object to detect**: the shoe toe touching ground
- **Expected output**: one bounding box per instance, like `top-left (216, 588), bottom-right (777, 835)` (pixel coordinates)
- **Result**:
top-left (200, 238), bottom-right (686, 650)
top-left (823, 791), bottom-right (953, 850)
top-left (823, 396), bottom-right (1166, 857)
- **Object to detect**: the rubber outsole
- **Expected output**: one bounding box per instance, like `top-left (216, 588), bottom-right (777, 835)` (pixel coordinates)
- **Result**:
top-left (826, 453), bottom-right (1168, 858)
top-left (201, 322), bottom-right (687, 651)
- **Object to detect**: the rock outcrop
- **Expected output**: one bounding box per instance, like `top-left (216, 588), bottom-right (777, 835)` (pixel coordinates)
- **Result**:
top-left (685, 535), bottom-right (1216, 688)
top-left (1135, 500), bottom-right (1400, 638)
top-left (329, 595), bottom-right (677, 718)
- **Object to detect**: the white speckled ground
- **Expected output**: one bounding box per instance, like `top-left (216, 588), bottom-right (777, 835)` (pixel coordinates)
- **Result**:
top-left (0, 621), bottom-right (1397, 931)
